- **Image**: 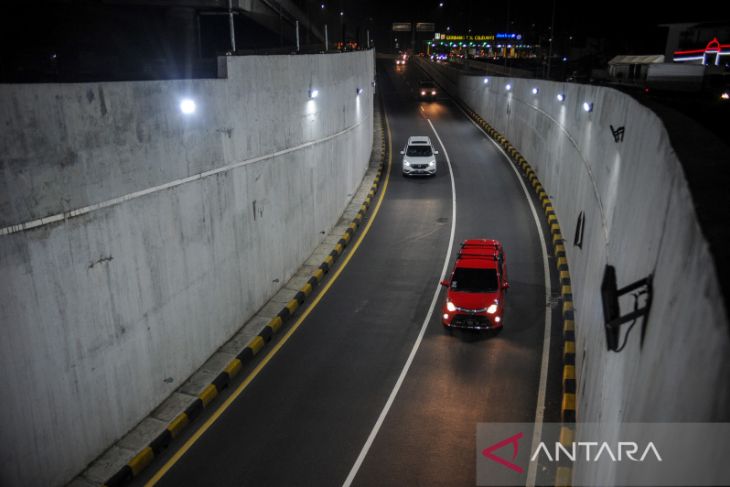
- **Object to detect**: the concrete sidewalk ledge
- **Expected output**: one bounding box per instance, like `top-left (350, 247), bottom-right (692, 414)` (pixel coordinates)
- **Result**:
top-left (70, 96), bottom-right (389, 487)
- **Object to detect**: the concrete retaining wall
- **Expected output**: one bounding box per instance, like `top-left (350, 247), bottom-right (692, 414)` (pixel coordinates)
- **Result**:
top-left (417, 59), bottom-right (730, 485)
top-left (0, 51), bottom-right (373, 486)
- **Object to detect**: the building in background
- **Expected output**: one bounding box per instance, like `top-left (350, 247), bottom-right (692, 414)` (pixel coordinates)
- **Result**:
top-left (662, 21), bottom-right (730, 65)
top-left (426, 32), bottom-right (539, 60)
top-left (608, 54), bottom-right (665, 84)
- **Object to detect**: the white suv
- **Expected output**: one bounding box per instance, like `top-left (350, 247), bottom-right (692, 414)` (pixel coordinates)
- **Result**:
top-left (400, 136), bottom-right (438, 176)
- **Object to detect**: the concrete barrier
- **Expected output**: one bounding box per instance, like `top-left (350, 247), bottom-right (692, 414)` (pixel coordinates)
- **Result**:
top-left (416, 58), bottom-right (730, 485)
top-left (0, 51), bottom-right (374, 486)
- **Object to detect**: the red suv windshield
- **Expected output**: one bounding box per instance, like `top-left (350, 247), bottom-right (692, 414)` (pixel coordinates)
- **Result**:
top-left (450, 268), bottom-right (498, 293)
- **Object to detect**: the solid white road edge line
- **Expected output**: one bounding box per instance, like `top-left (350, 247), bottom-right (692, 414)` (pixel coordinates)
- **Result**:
top-left (341, 117), bottom-right (457, 487)
top-left (459, 107), bottom-right (552, 487)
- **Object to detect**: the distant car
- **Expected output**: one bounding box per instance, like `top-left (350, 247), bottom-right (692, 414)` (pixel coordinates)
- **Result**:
top-left (400, 136), bottom-right (438, 176)
top-left (418, 80), bottom-right (437, 98)
top-left (396, 53), bottom-right (408, 65)
top-left (441, 239), bottom-right (509, 331)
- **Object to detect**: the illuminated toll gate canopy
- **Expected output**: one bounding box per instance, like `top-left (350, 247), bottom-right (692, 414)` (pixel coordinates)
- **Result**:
top-left (427, 32), bottom-right (538, 60)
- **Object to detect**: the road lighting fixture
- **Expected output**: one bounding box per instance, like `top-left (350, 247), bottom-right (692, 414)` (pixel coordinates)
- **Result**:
top-left (505, 84), bottom-right (512, 91)
top-left (483, 77), bottom-right (489, 84)
top-left (309, 89), bottom-right (319, 99)
top-left (583, 101), bottom-right (593, 112)
top-left (179, 98), bottom-right (196, 114)
top-left (532, 87), bottom-right (539, 95)
top-left (356, 88), bottom-right (363, 96)
top-left (557, 93), bottom-right (566, 102)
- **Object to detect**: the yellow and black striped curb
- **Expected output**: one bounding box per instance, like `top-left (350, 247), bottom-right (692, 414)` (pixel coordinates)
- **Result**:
top-left (102, 100), bottom-right (389, 487)
top-left (456, 101), bottom-right (576, 487)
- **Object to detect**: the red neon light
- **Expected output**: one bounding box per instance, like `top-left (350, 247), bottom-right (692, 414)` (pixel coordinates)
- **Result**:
top-left (674, 37), bottom-right (730, 56)
top-left (674, 49), bottom-right (705, 55)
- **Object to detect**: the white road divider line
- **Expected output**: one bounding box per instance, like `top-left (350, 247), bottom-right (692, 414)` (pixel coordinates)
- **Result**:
top-left (342, 117), bottom-right (457, 487)
top-left (458, 106), bottom-right (552, 487)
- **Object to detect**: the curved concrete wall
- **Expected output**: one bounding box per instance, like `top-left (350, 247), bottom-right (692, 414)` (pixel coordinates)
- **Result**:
top-left (0, 51), bottom-right (373, 486)
top-left (417, 59), bottom-right (730, 484)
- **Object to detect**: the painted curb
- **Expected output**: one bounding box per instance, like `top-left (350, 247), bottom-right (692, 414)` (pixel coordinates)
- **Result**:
top-left (102, 96), bottom-right (390, 487)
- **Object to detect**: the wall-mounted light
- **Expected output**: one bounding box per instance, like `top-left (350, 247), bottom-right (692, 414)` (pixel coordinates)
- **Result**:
top-left (309, 89), bottom-right (319, 99)
top-left (179, 98), bottom-right (197, 115)
top-left (583, 101), bottom-right (594, 112)
top-left (532, 87), bottom-right (539, 95)
top-left (505, 84), bottom-right (512, 91)
top-left (601, 265), bottom-right (653, 352)
top-left (356, 88), bottom-right (363, 96)
top-left (483, 77), bottom-right (489, 84)
top-left (557, 93), bottom-right (566, 102)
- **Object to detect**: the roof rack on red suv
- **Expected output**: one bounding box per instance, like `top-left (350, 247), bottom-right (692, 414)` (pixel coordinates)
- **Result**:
top-left (457, 239), bottom-right (502, 260)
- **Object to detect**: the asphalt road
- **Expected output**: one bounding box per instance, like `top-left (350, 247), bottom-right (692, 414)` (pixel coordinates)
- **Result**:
top-left (137, 58), bottom-right (562, 487)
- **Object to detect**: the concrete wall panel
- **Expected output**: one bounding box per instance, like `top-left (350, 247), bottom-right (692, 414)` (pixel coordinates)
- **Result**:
top-left (0, 51), bottom-right (373, 486)
top-left (416, 58), bottom-right (730, 485)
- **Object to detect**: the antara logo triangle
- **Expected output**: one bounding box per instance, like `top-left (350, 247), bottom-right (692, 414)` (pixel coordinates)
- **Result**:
top-left (481, 432), bottom-right (525, 474)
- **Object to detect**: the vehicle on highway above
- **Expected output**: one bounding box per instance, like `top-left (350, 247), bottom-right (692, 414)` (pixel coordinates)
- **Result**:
top-left (418, 80), bottom-right (437, 98)
top-left (396, 53), bottom-right (408, 65)
top-left (400, 136), bottom-right (438, 176)
top-left (441, 239), bottom-right (509, 331)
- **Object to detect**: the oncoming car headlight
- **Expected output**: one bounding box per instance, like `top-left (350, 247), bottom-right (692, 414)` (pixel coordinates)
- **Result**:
top-left (446, 301), bottom-right (456, 312)
top-left (487, 303), bottom-right (498, 314)
top-left (421, 90), bottom-right (426, 96)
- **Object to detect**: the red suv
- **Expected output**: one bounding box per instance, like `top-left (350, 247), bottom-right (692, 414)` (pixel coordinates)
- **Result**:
top-left (440, 239), bottom-right (509, 330)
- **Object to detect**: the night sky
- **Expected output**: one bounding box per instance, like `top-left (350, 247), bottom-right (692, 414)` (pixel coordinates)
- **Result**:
top-left (338, 0), bottom-right (730, 54)
top-left (2, 0), bottom-right (728, 83)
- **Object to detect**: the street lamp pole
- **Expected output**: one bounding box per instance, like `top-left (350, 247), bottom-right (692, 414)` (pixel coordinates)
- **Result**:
top-left (227, 0), bottom-right (236, 52)
top-left (547, 0), bottom-right (556, 79)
